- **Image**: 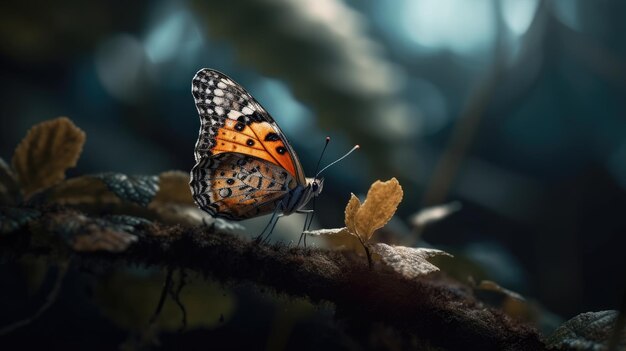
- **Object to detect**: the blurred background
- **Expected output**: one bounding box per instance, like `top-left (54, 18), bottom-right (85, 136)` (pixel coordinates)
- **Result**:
top-left (1, 0), bottom-right (626, 349)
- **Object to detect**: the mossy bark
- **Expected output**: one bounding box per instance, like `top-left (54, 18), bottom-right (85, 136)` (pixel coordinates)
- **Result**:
top-left (0, 206), bottom-right (545, 351)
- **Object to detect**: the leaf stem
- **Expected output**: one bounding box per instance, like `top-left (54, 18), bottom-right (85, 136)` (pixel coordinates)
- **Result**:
top-left (356, 235), bottom-right (373, 269)
top-left (363, 244), bottom-right (373, 269)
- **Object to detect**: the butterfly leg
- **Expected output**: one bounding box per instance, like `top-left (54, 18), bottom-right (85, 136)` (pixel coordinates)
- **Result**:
top-left (255, 203), bottom-right (284, 244)
top-left (262, 214), bottom-right (284, 244)
top-left (296, 210), bottom-right (315, 247)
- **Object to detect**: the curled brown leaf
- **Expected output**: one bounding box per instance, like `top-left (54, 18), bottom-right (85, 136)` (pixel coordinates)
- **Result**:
top-left (12, 117), bottom-right (86, 197)
top-left (354, 178), bottom-right (403, 241)
top-left (344, 193), bottom-right (360, 237)
top-left (152, 171), bottom-right (194, 205)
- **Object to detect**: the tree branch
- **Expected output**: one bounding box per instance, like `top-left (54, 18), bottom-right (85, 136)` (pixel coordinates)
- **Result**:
top-left (0, 207), bottom-right (544, 350)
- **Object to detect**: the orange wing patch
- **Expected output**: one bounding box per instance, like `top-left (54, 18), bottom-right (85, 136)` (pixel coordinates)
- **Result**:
top-left (211, 119), bottom-right (297, 177)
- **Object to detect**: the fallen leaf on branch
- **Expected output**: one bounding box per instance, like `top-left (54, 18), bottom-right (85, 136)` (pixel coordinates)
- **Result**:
top-left (72, 228), bottom-right (138, 253)
top-left (95, 173), bottom-right (159, 207)
top-left (475, 280), bottom-right (525, 301)
top-left (152, 171), bottom-right (195, 206)
top-left (370, 243), bottom-right (452, 279)
top-left (306, 178), bottom-right (404, 265)
top-left (32, 175), bottom-right (119, 206)
top-left (305, 227), bottom-right (361, 251)
top-left (307, 178), bottom-right (403, 249)
top-left (48, 212), bottom-right (146, 253)
top-left (546, 310), bottom-right (625, 351)
top-left (306, 178), bottom-right (449, 274)
top-left (12, 117), bottom-right (86, 197)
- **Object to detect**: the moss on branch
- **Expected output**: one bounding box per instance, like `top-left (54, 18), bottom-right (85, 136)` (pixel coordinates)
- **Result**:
top-left (0, 206), bottom-right (544, 351)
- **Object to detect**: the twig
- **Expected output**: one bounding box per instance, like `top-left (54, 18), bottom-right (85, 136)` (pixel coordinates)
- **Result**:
top-left (149, 267), bottom-right (174, 325)
top-left (171, 269), bottom-right (188, 332)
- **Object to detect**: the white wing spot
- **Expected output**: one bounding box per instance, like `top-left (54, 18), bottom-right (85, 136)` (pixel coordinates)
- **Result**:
top-left (241, 106), bottom-right (254, 115)
top-left (213, 96), bottom-right (224, 105)
top-left (214, 89), bottom-right (224, 96)
top-left (215, 106), bottom-right (224, 115)
top-left (205, 99), bottom-right (211, 104)
top-left (228, 110), bottom-right (243, 119)
top-left (217, 81), bottom-right (227, 89)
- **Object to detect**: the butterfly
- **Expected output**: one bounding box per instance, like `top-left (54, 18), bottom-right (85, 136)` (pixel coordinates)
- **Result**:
top-left (189, 68), bottom-right (325, 232)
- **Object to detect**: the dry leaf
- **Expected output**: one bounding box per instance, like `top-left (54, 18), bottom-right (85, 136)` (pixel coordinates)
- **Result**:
top-left (12, 117), bottom-right (86, 197)
top-left (308, 178), bottom-right (403, 255)
top-left (49, 212), bottom-right (144, 252)
top-left (72, 228), bottom-right (138, 253)
top-left (33, 175), bottom-right (119, 206)
top-left (354, 178), bottom-right (403, 242)
top-left (32, 173), bottom-right (159, 208)
top-left (475, 280), bottom-right (525, 301)
top-left (95, 173), bottom-right (159, 207)
top-left (344, 193), bottom-right (361, 236)
top-left (152, 170), bottom-right (194, 205)
top-left (305, 227), bottom-right (362, 250)
top-left (473, 280), bottom-right (534, 322)
top-left (546, 310), bottom-right (625, 351)
top-left (0, 157), bottom-right (21, 205)
top-left (371, 243), bottom-right (452, 279)
top-left (411, 201), bottom-right (462, 228)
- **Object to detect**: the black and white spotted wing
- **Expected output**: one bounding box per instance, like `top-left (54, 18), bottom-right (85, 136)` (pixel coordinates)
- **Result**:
top-left (191, 68), bottom-right (306, 184)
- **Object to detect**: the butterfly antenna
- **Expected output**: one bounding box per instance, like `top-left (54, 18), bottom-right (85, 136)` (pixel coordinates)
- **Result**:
top-left (313, 137), bottom-right (331, 179)
top-left (315, 145), bottom-right (360, 178)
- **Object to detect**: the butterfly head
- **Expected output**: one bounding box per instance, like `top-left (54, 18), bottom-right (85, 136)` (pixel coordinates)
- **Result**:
top-left (306, 177), bottom-right (324, 197)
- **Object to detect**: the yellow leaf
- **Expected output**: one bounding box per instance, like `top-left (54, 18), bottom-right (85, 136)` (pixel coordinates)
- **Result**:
top-left (354, 177), bottom-right (403, 242)
top-left (12, 117), bottom-right (86, 197)
top-left (344, 193), bottom-right (360, 236)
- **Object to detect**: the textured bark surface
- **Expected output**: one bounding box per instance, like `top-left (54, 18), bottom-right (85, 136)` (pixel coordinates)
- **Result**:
top-left (0, 207), bottom-right (545, 351)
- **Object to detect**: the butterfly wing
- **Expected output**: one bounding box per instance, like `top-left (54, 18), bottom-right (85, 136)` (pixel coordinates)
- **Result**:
top-left (191, 153), bottom-right (297, 220)
top-left (191, 68), bottom-right (306, 185)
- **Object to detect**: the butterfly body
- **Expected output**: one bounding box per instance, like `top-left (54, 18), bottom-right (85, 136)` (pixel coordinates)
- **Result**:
top-left (189, 69), bottom-right (323, 221)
